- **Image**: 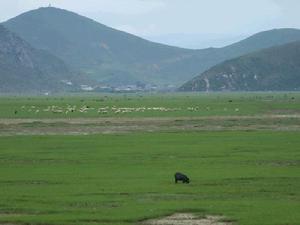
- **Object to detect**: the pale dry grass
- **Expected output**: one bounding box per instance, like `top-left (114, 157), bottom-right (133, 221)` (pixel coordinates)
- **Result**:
top-left (142, 213), bottom-right (233, 225)
top-left (1, 114), bottom-right (300, 136)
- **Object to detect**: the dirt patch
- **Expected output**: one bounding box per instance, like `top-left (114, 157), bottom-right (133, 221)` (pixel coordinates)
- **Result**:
top-left (269, 109), bottom-right (300, 115)
top-left (0, 213), bottom-right (25, 217)
top-left (142, 213), bottom-right (233, 225)
top-left (1, 115), bottom-right (300, 136)
top-left (0, 222), bottom-right (23, 225)
top-left (256, 160), bottom-right (300, 167)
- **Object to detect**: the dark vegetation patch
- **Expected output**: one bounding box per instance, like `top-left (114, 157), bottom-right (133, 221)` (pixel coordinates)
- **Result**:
top-left (255, 160), bottom-right (300, 167)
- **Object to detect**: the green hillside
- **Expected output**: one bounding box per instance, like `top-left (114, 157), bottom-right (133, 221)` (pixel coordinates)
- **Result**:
top-left (0, 24), bottom-right (76, 93)
top-left (4, 7), bottom-right (300, 87)
top-left (179, 41), bottom-right (300, 91)
top-left (3, 7), bottom-right (193, 86)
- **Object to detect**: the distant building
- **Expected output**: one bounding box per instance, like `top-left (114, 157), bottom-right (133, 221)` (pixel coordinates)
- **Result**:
top-left (80, 85), bottom-right (94, 91)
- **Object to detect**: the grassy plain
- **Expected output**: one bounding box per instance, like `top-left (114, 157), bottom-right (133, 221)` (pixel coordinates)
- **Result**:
top-left (0, 92), bottom-right (299, 118)
top-left (0, 93), bottom-right (299, 225)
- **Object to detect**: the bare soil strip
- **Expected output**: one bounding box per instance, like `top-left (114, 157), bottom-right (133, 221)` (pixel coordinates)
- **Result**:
top-left (1, 114), bottom-right (300, 124)
top-left (142, 213), bottom-right (233, 225)
top-left (1, 115), bottom-right (300, 136)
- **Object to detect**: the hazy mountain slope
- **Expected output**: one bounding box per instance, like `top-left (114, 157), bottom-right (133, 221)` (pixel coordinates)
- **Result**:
top-left (179, 41), bottom-right (300, 91)
top-left (0, 24), bottom-right (75, 93)
top-left (4, 7), bottom-right (300, 86)
top-left (3, 7), bottom-right (194, 85)
top-left (159, 29), bottom-right (300, 83)
top-left (221, 28), bottom-right (300, 55)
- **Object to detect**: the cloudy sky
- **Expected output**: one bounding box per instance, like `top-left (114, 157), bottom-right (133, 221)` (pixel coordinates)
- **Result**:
top-left (0, 0), bottom-right (300, 48)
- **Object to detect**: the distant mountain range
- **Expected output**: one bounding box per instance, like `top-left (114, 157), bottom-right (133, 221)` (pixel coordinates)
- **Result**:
top-left (0, 24), bottom-right (77, 93)
top-left (143, 33), bottom-right (248, 49)
top-left (3, 7), bottom-right (300, 89)
top-left (179, 41), bottom-right (300, 91)
top-left (1, 6), bottom-right (300, 92)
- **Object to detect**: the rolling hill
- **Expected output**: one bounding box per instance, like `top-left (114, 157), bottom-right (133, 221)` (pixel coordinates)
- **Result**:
top-left (3, 7), bottom-right (193, 86)
top-left (179, 41), bottom-right (300, 91)
top-left (4, 7), bottom-right (300, 87)
top-left (0, 24), bottom-right (76, 93)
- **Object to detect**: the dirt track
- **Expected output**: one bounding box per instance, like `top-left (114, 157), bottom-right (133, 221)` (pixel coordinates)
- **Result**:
top-left (0, 114), bottom-right (300, 136)
top-left (1, 114), bottom-right (300, 124)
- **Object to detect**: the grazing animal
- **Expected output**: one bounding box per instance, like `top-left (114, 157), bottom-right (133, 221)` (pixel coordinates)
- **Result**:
top-left (174, 172), bottom-right (190, 184)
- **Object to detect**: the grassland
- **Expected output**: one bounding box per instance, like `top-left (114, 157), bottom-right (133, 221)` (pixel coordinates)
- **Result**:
top-left (0, 93), bottom-right (299, 225)
top-left (0, 92), bottom-right (299, 119)
top-left (0, 132), bottom-right (299, 225)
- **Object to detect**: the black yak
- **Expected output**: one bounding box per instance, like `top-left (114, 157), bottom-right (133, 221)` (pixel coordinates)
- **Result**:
top-left (174, 172), bottom-right (190, 184)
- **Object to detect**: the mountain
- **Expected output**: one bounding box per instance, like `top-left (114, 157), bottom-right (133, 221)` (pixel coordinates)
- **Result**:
top-left (179, 41), bottom-right (300, 91)
top-left (163, 28), bottom-right (300, 84)
top-left (3, 7), bottom-right (193, 86)
top-left (3, 7), bottom-right (300, 87)
top-left (0, 24), bottom-right (76, 93)
top-left (143, 33), bottom-right (248, 49)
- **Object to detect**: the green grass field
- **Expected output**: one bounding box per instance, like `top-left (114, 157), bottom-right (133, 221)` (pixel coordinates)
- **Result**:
top-left (0, 132), bottom-right (299, 225)
top-left (0, 92), bottom-right (299, 118)
top-left (0, 93), bottom-right (299, 225)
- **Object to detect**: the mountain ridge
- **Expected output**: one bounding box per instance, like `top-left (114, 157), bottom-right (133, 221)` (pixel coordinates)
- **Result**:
top-left (4, 7), bottom-right (300, 87)
top-left (3, 7), bottom-right (195, 86)
top-left (179, 40), bottom-right (300, 91)
top-left (0, 24), bottom-right (77, 93)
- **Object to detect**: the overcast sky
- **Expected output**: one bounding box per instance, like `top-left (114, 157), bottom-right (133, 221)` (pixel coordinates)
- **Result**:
top-left (0, 0), bottom-right (300, 48)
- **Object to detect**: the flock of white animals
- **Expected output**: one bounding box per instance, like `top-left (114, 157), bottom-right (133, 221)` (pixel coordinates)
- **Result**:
top-left (20, 105), bottom-right (240, 114)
